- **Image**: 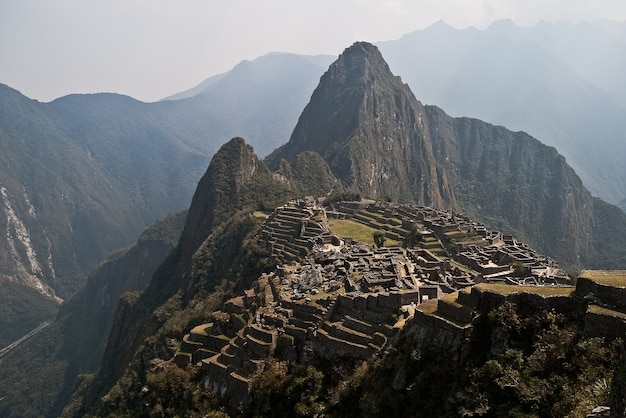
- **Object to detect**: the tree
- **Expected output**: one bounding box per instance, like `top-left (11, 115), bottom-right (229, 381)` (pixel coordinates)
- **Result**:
top-left (402, 226), bottom-right (423, 248)
top-left (512, 261), bottom-right (525, 276)
top-left (373, 231), bottom-right (386, 248)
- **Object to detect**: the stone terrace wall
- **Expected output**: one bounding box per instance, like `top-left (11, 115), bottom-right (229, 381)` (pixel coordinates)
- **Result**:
top-left (575, 276), bottom-right (626, 311)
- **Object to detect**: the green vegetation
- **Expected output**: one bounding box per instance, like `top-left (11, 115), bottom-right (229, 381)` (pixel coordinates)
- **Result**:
top-left (372, 230), bottom-right (386, 248)
top-left (328, 219), bottom-right (377, 246)
top-left (251, 360), bottom-right (326, 417)
top-left (328, 301), bottom-right (621, 417)
top-left (328, 219), bottom-right (400, 247)
top-left (0, 281), bottom-right (59, 347)
top-left (0, 210), bottom-right (187, 418)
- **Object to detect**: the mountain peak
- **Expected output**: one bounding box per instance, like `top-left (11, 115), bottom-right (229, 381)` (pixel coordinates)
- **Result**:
top-left (328, 41), bottom-right (395, 84)
top-left (179, 137), bottom-right (260, 260)
top-left (338, 41), bottom-right (383, 62)
top-left (267, 41), bottom-right (453, 207)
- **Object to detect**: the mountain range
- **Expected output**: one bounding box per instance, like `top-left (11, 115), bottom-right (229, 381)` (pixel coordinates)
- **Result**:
top-left (377, 19), bottom-right (626, 210)
top-left (0, 52), bottom-right (329, 344)
top-left (163, 20), bottom-right (626, 210)
top-left (3, 21), bottom-right (626, 340)
top-left (268, 42), bottom-right (626, 270)
top-left (2, 39), bottom-right (626, 417)
top-left (1, 20), bottom-right (626, 417)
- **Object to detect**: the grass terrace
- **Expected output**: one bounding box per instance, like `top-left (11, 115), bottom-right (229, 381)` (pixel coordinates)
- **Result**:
top-left (588, 304), bottom-right (626, 319)
top-left (416, 298), bottom-right (438, 314)
top-left (578, 270), bottom-right (626, 287)
top-left (474, 282), bottom-right (575, 296)
top-left (419, 236), bottom-right (446, 255)
top-left (253, 211), bottom-right (269, 219)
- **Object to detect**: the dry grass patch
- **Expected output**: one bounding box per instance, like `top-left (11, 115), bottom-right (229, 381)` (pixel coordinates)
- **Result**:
top-left (579, 270), bottom-right (626, 287)
top-left (475, 283), bottom-right (574, 296)
top-left (416, 298), bottom-right (438, 314)
top-left (587, 304), bottom-right (626, 318)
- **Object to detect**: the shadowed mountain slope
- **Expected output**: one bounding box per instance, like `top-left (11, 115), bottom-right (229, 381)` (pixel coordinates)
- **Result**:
top-left (0, 211), bottom-right (185, 418)
top-left (0, 52), bottom-right (329, 341)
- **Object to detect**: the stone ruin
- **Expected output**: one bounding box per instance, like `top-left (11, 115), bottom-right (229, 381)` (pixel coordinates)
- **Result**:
top-left (174, 199), bottom-right (574, 402)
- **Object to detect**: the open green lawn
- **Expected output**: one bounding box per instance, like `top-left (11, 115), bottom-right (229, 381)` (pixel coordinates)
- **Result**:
top-left (328, 219), bottom-right (399, 246)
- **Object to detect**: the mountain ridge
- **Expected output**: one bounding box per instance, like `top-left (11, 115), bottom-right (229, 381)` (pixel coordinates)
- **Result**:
top-left (0, 50), bottom-right (329, 341)
top-left (377, 20), bottom-right (626, 207)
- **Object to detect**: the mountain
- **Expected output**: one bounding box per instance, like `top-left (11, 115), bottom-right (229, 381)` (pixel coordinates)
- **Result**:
top-left (0, 52), bottom-right (331, 342)
top-left (161, 52), bottom-right (334, 154)
top-left (0, 211), bottom-right (185, 417)
top-left (269, 42), bottom-right (626, 270)
top-left (161, 21), bottom-right (626, 211)
top-left (3, 26), bottom-right (626, 416)
top-left (162, 52), bottom-right (333, 102)
top-left (57, 42), bottom-right (626, 417)
top-left (0, 84), bottom-right (210, 343)
top-left (377, 20), bottom-right (626, 207)
top-left (267, 42), bottom-right (455, 208)
top-left (60, 138), bottom-right (295, 417)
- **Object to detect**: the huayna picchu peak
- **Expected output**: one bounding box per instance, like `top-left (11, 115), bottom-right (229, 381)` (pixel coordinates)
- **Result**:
top-left (268, 42), bottom-right (455, 210)
top-left (4, 40), bottom-right (626, 418)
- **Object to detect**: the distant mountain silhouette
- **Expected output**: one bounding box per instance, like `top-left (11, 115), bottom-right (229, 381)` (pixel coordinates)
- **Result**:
top-left (377, 20), bottom-right (626, 209)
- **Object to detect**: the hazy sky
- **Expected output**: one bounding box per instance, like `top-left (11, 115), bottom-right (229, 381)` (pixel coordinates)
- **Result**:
top-left (2, 0), bottom-right (625, 103)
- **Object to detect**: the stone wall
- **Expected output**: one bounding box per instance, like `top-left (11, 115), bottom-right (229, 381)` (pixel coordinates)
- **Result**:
top-left (575, 276), bottom-right (626, 310)
top-left (583, 305), bottom-right (626, 339)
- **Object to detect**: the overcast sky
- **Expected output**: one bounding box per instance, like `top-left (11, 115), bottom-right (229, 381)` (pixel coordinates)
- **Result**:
top-left (1, 0), bottom-right (625, 103)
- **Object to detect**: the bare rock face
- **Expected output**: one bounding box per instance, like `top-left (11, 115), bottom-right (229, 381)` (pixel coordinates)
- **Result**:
top-left (268, 42), bottom-right (455, 209)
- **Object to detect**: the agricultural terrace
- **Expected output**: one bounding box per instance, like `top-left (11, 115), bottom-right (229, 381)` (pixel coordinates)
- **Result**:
top-left (474, 282), bottom-right (575, 296)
